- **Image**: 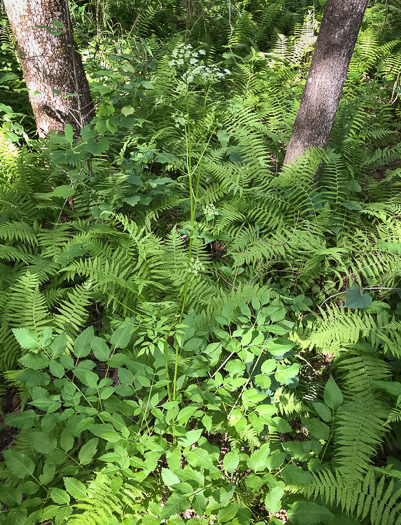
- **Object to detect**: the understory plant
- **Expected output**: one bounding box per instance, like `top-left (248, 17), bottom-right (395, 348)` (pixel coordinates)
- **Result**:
top-left (1, 2), bottom-right (401, 524)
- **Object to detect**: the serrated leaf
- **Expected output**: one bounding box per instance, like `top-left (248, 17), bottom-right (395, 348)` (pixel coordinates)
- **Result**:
top-left (287, 501), bottom-right (334, 524)
top-left (324, 376), bottom-right (343, 410)
top-left (52, 185), bottom-right (75, 198)
top-left (275, 363), bottom-right (300, 384)
top-left (161, 468), bottom-right (181, 487)
top-left (311, 401), bottom-right (332, 422)
top-left (247, 443), bottom-right (271, 472)
top-left (78, 437), bottom-right (99, 465)
top-left (217, 503), bottom-right (240, 522)
top-left (63, 477), bottom-right (87, 500)
top-left (31, 432), bottom-right (57, 454)
top-left (91, 337), bottom-right (110, 361)
top-left (73, 368), bottom-right (98, 388)
top-left (12, 328), bottom-right (40, 350)
top-left (224, 450), bottom-right (239, 473)
top-left (282, 464), bottom-right (314, 485)
top-left (73, 326), bottom-right (94, 358)
top-left (301, 417), bottom-right (330, 440)
top-left (192, 493), bottom-right (207, 516)
top-left (49, 333), bottom-right (67, 358)
top-left (49, 360), bottom-right (65, 378)
top-left (110, 318), bottom-right (135, 348)
top-left (4, 450), bottom-right (35, 479)
top-left (6, 410), bottom-right (39, 429)
top-left (160, 493), bottom-right (190, 519)
top-left (265, 485), bottom-right (284, 514)
top-left (50, 488), bottom-right (70, 505)
top-left (0, 485), bottom-right (23, 506)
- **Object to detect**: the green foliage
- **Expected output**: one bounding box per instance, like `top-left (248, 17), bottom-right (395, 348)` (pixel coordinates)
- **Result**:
top-left (2, 0), bottom-right (401, 523)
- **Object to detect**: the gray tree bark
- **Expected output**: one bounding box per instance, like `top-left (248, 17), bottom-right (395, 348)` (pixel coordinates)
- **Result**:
top-left (3, 0), bottom-right (94, 137)
top-left (283, 0), bottom-right (369, 166)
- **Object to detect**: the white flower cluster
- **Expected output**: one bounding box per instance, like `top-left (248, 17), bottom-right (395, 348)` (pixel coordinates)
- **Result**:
top-left (188, 257), bottom-right (205, 275)
top-left (168, 43), bottom-right (231, 85)
top-left (168, 43), bottom-right (205, 69)
top-left (203, 203), bottom-right (219, 220)
top-left (183, 65), bottom-right (231, 85)
top-left (171, 110), bottom-right (187, 128)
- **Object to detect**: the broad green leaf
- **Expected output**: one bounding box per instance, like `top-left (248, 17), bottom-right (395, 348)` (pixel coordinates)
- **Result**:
top-left (100, 386), bottom-right (115, 399)
top-left (224, 450), bottom-right (240, 473)
top-left (301, 417), bottom-right (330, 441)
top-left (374, 380), bottom-right (401, 397)
top-left (178, 428), bottom-right (202, 447)
top-left (345, 285), bottom-right (372, 308)
top-left (342, 200), bottom-right (363, 211)
top-left (84, 137), bottom-right (110, 155)
top-left (247, 443), bottom-right (271, 472)
top-left (50, 488), bottom-right (70, 505)
top-left (63, 477), bottom-right (87, 500)
top-left (287, 501), bottom-right (334, 524)
top-left (324, 376), bottom-right (343, 410)
top-left (42, 505), bottom-right (60, 520)
top-left (6, 410), bottom-right (39, 429)
top-left (60, 428), bottom-right (74, 452)
top-left (347, 179), bottom-right (362, 192)
top-left (123, 195), bottom-right (141, 207)
top-left (78, 437), bottom-right (99, 465)
top-left (160, 493), bottom-right (190, 519)
top-left (110, 318), bottom-right (135, 348)
top-left (12, 328), bottom-right (40, 350)
top-left (261, 359), bottom-right (277, 374)
top-left (39, 462), bottom-right (56, 484)
top-left (185, 448), bottom-right (218, 472)
top-left (31, 432), bottom-right (57, 454)
top-left (4, 450), bottom-right (35, 479)
top-left (217, 129), bottom-right (230, 148)
top-left (49, 360), bottom-right (65, 378)
top-left (193, 493), bottom-right (207, 516)
top-left (121, 105), bottom-right (134, 116)
top-left (73, 326), bottom-right (94, 358)
top-left (264, 484), bottom-right (284, 514)
top-left (52, 185), bottom-right (75, 198)
top-left (282, 464), bottom-right (314, 485)
top-left (217, 503), bottom-right (240, 522)
top-left (177, 404), bottom-right (199, 424)
top-left (311, 401), bottom-right (332, 422)
top-left (73, 368), bottom-right (98, 388)
top-left (265, 452), bottom-right (286, 471)
top-left (255, 374), bottom-right (271, 389)
top-left (49, 333), bottom-right (67, 358)
top-left (118, 367), bottom-right (134, 384)
top-left (0, 485), bottom-right (23, 506)
top-left (17, 368), bottom-right (50, 387)
top-left (275, 363), bottom-right (300, 384)
top-left (161, 468), bottom-right (181, 487)
top-left (19, 353), bottom-right (48, 370)
top-left (268, 417), bottom-right (292, 433)
top-left (64, 123), bottom-right (74, 144)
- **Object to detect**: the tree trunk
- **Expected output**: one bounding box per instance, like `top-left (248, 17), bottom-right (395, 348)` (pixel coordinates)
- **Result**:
top-left (3, 0), bottom-right (94, 137)
top-left (283, 0), bottom-right (369, 166)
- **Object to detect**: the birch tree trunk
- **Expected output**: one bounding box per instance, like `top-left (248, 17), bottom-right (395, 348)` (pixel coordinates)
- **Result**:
top-left (3, 0), bottom-right (94, 137)
top-left (283, 0), bottom-right (369, 166)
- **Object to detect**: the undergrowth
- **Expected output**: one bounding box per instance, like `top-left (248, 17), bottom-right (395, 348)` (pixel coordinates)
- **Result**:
top-left (1, 1), bottom-right (401, 524)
